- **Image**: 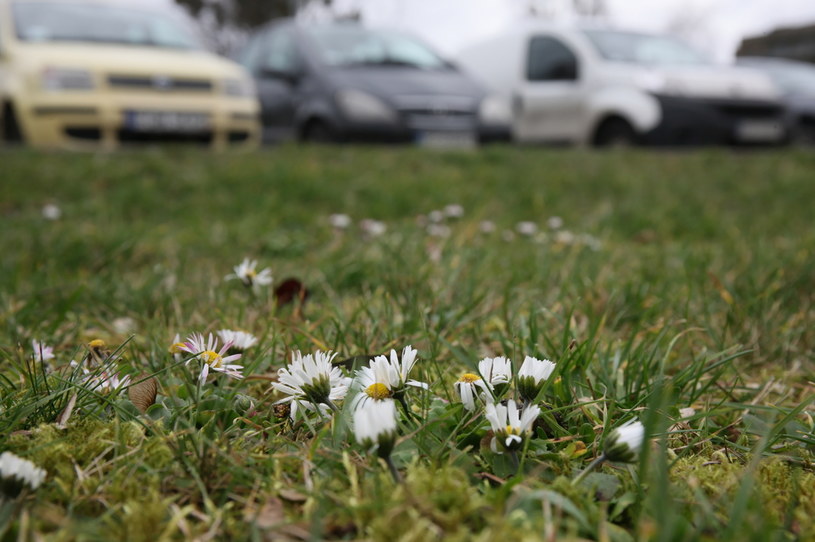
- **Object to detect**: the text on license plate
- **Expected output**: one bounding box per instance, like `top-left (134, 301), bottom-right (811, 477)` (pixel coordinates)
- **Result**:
top-left (124, 111), bottom-right (210, 133)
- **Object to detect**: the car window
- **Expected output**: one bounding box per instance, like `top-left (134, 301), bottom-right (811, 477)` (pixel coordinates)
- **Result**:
top-left (527, 36), bottom-right (578, 82)
top-left (12, 1), bottom-right (203, 49)
top-left (305, 26), bottom-right (448, 69)
top-left (237, 33), bottom-right (269, 72)
top-left (263, 28), bottom-right (300, 74)
top-left (584, 30), bottom-right (708, 66)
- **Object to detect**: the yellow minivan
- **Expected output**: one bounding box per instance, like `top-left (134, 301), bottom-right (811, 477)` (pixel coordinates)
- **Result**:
top-left (0, 0), bottom-right (260, 149)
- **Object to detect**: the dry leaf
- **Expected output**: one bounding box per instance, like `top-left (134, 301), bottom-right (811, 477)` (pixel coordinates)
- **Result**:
top-left (274, 278), bottom-right (309, 308)
top-left (244, 497), bottom-right (284, 529)
top-left (56, 392), bottom-right (77, 429)
top-left (278, 489), bottom-right (307, 503)
top-left (128, 376), bottom-right (158, 413)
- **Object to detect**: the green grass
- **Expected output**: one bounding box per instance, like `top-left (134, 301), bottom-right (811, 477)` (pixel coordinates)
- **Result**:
top-left (1, 146), bottom-right (813, 541)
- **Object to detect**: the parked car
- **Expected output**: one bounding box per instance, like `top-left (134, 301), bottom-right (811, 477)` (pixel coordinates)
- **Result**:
top-left (0, 0), bottom-right (260, 149)
top-left (456, 24), bottom-right (788, 146)
top-left (736, 56), bottom-right (815, 144)
top-left (236, 20), bottom-right (509, 145)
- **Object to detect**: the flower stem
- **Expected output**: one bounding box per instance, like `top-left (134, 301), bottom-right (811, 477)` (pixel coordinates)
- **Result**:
top-left (385, 456), bottom-right (402, 484)
top-left (325, 399), bottom-right (341, 414)
top-left (572, 453), bottom-right (607, 486)
top-left (509, 450), bottom-right (520, 474)
top-left (396, 395), bottom-right (414, 421)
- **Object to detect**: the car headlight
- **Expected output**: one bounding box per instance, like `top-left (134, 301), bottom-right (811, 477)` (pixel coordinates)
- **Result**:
top-left (223, 77), bottom-right (256, 98)
top-left (478, 95), bottom-right (512, 125)
top-left (335, 89), bottom-right (396, 123)
top-left (41, 67), bottom-right (94, 91)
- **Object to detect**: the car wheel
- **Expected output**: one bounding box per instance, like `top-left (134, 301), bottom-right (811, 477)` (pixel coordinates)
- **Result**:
top-left (790, 118), bottom-right (815, 146)
top-left (1, 101), bottom-right (25, 145)
top-left (593, 117), bottom-right (638, 148)
top-left (301, 119), bottom-right (337, 144)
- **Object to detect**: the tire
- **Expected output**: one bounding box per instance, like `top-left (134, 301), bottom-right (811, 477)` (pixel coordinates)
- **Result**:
top-left (790, 118), bottom-right (815, 146)
top-left (301, 119), bottom-right (337, 144)
top-left (1, 101), bottom-right (24, 145)
top-left (593, 117), bottom-right (638, 148)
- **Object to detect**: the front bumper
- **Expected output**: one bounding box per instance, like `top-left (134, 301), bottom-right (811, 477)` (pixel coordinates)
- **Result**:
top-left (333, 106), bottom-right (486, 146)
top-left (643, 95), bottom-right (788, 146)
top-left (17, 92), bottom-right (260, 150)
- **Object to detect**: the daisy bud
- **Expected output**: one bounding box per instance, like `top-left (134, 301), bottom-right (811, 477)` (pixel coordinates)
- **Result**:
top-left (354, 399), bottom-right (398, 459)
top-left (478, 356), bottom-right (512, 398)
top-left (603, 419), bottom-right (645, 463)
top-left (516, 356), bottom-right (556, 403)
top-left (0, 452), bottom-right (46, 498)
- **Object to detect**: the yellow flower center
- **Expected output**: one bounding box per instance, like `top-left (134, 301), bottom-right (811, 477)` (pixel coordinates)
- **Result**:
top-left (88, 339), bottom-right (106, 349)
top-left (459, 373), bottom-right (482, 383)
top-left (201, 350), bottom-right (223, 368)
top-left (169, 342), bottom-right (186, 354)
top-left (365, 383), bottom-right (392, 400)
top-left (506, 426), bottom-right (521, 436)
top-left (246, 269), bottom-right (257, 278)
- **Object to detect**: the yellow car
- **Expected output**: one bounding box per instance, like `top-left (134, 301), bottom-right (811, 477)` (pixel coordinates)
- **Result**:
top-left (0, 0), bottom-right (260, 149)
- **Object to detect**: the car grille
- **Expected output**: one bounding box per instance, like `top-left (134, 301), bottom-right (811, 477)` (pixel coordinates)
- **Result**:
top-left (107, 75), bottom-right (212, 92)
top-left (394, 95), bottom-right (478, 131)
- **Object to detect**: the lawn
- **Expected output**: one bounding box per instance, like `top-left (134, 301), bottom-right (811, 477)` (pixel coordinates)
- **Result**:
top-left (1, 146), bottom-right (813, 541)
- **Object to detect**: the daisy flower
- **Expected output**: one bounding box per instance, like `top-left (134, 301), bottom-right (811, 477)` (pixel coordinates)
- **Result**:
top-left (603, 419), bottom-right (645, 463)
top-left (329, 213), bottom-right (352, 230)
top-left (517, 356), bottom-right (557, 403)
top-left (272, 350), bottom-right (351, 419)
top-left (454, 373), bottom-right (490, 411)
top-left (41, 203), bottom-right (61, 221)
top-left (515, 221), bottom-right (538, 236)
top-left (359, 219), bottom-right (386, 237)
top-left (180, 333), bottom-right (244, 385)
top-left (0, 452), bottom-right (47, 498)
top-left (83, 370), bottom-right (130, 394)
top-left (443, 204), bottom-right (464, 219)
top-left (225, 258), bottom-right (273, 291)
top-left (217, 329), bottom-right (258, 351)
top-left (479, 220), bottom-right (496, 234)
top-left (478, 356), bottom-right (512, 396)
top-left (484, 399), bottom-right (540, 452)
top-left (547, 216), bottom-right (564, 230)
top-left (169, 333), bottom-right (187, 362)
top-left (32, 340), bottom-right (54, 363)
top-left (427, 210), bottom-right (444, 223)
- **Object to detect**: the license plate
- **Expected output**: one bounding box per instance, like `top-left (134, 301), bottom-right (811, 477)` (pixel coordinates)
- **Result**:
top-left (735, 120), bottom-right (783, 142)
top-left (417, 131), bottom-right (476, 149)
top-left (124, 111), bottom-right (210, 133)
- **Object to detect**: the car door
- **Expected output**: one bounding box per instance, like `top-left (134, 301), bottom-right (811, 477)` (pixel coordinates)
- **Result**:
top-left (242, 27), bottom-right (303, 142)
top-left (514, 34), bottom-right (587, 143)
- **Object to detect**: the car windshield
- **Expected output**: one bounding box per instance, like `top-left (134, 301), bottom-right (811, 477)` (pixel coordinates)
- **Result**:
top-left (584, 30), bottom-right (709, 66)
top-left (743, 61), bottom-right (815, 96)
top-left (12, 1), bottom-right (203, 49)
top-left (305, 26), bottom-right (449, 69)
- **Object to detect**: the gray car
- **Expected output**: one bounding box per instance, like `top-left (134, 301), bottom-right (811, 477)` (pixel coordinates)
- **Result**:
top-left (236, 21), bottom-right (508, 145)
top-left (737, 57), bottom-right (815, 144)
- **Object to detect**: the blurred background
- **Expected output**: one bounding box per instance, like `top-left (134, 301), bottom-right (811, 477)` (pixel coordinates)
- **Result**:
top-left (2, 0), bottom-right (815, 149)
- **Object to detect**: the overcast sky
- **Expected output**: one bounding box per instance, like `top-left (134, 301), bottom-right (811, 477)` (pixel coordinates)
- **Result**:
top-left (326, 0), bottom-right (815, 62)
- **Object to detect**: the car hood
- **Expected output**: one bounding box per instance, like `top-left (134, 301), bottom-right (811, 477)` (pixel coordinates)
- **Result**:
top-left (603, 63), bottom-right (782, 102)
top-left (326, 67), bottom-right (485, 107)
top-left (14, 42), bottom-right (249, 81)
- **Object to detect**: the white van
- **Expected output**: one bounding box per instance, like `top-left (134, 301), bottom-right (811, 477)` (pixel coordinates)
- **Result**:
top-left (457, 24), bottom-right (787, 146)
